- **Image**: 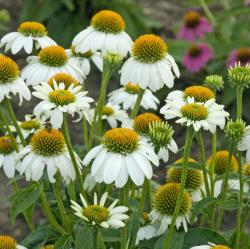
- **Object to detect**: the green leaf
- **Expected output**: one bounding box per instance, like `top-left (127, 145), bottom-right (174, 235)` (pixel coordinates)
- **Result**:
top-left (183, 228), bottom-right (227, 249)
top-left (21, 225), bottom-right (58, 249)
top-left (10, 183), bottom-right (42, 223)
top-left (75, 226), bottom-right (93, 249)
top-left (220, 198), bottom-right (240, 210)
top-left (154, 230), bottom-right (185, 249)
top-left (54, 235), bottom-right (73, 249)
top-left (102, 228), bottom-right (120, 242)
top-left (126, 212), bottom-right (140, 247)
top-left (62, 0), bottom-right (75, 11)
top-left (191, 197), bottom-right (218, 223)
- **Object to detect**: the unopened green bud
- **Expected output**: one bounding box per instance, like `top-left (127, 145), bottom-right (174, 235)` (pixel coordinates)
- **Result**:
top-left (225, 119), bottom-right (245, 143)
top-left (204, 74), bottom-right (224, 92)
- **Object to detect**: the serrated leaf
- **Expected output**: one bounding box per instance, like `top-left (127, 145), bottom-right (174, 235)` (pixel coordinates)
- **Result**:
top-left (21, 225), bottom-right (58, 249)
top-left (183, 228), bottom-right (227, 249)
top-left (75, 226), bottom-right (93, 249)
top-left (154, 230), bottom-right (185, 249)
top-left (54, 235), bottom-right (73, 249)
top-left (191, 197), bottom-right (218, 222)
top-left (10, 183), bottom-right (42, 223)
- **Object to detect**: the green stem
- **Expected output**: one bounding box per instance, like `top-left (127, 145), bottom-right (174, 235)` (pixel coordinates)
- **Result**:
top-left (198, 0), bottom-right (216, 25)
top-left (120, 185), bottom-right (129, 249)
top-left (163, 128), bottom-right (194, 249)
top-left (82, 117), bottom-right (89, 146)
top-left (12, 182), bottom-right (35, 231)
top-left (130, 88), bottom-right (145, 118)
top-left (235, 152), bottom-right (242, 249)
top-left (62, 114), bottom-right (86, 199)
top-left (1, 109), bottom-right (34, 230)
top-left (210, 131), bottom-right (217, 229)
top-left (235, 87), bottom-right (244, 249)
top-left (52, 180), bottom-right (72, 233)
top-left (215, 143), bottom-right (235, 231)
top-left (40, 189), bottom-right (67, 234)
top-left (88, 63), bottom-right (114, 149)
top-left (3, 98), bottom-right (26, 147)
top-left (93, 228), bottom-right (99, 249)
top-left (236, 87), bottom-right (243, 119)
top-left (0, 108), bottom-right (18, 151)
top-left (138, 179), bottom-right (150, 217)
top-left (68, 181), bottom-right (76, 201)
top-left (196, 131), bottom-right (211, 196)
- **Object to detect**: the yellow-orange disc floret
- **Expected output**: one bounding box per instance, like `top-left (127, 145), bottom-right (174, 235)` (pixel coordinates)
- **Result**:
top-left (30, 128), bottom-right (66, 157)
top-left (209, 150), bottom-right (238, 175)
top-left (0, 55), bottom-right (20, 84)
top-left (154, 182), bottom-right (192, 216)
top-left (18, 21), bottom-right (47, 36)
top-left (39, 45), bottom-right (68, 67)
top-left (91, 10), bottom-right (125, 34)
top-left (48, 73), bottom-right (79, 89)
top-left (134, 112), bottom-right (162, 136)
top-left (0, 235), bottom-right (17, 249)
top-left (103, 128), bottom-right (139, 155)
top-left (132, 34), bottom-right (168, 64)
top-left (184, 85), bottom-right (215, 102)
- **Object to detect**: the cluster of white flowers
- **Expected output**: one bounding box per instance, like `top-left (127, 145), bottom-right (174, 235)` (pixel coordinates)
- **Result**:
top-left (0, 9), bottom-right (247, 249)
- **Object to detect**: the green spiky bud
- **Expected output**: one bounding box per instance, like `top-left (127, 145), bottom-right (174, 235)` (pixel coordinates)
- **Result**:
top-left (148, 120), bottom-right (174, 152)
top-left (204, 74), bottom-right (224, 92)
top-left (225, 119), bottom-right (245, 143)
top-left (228, 62), bottom-right (250, 89)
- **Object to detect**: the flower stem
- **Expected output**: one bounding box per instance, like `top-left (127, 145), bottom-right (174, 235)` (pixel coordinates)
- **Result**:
top-left (120, 185), bottom-right (129, 249)
top-left (138, 179), bottom-right (150, 217)
top-left (82, 117), bottom-right (89, 146)
top-left (93, 228), bottom-right (99, 249)
top-left (3, 97), bottom-right (26, 147)
top-left (52, 179), bottom-right (72, 233)
top-left (163, 127), bottom-right (194, 249)
top-left (1, 106), bottom-right (34, 230)
top-left (198, 0), bottom-right (216, 25)
top-left (215, 143), bottom-right (235, 231)
top-left (0, 108), bottom-right (18, 151)
top-left (235, 87), bottom-right (244, 249)
top-left (130, 88), bottom-right (145, 118)
top-left (196, 131), bottom-right (211, 196)
top-left (209, 131), bottom-right (217, 229)
top-left (88, 62), bottom-right (114, 149)
top-left (40, 189), bottom-right (67, 234)
top-left (62, 113), bottom-right (86, 199)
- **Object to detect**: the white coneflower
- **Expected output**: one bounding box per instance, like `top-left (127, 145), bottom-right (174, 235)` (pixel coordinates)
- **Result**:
top-left (0, 55), bottom-right (31, 104)
top-left (21, 45), bottom-right (85, 86)
top-left (0, 136), bottom-right (19, 178)
top-left (160, 97), bottom-right (229, 133)
top-left (18, 128), bottom-right (82, 184)
top-left (101, 103), bottom-right (129, 128)
top-left (9, 114), bottom-right (43, 141)
top-left (190, 243), bottom-right (231, 249)
top-left (137, 183), bottom-right (192, 242)
top-left (32, 81), bottom-right (93, 128)
top-left (0, 21), bottom-right (56, 54)
top-left (108, 83), bottom-right (159, 110)
top-left (120, 34), bottom-right (180, 92)
top-left (71, 192), bottom-right (129, 228)
top-left (83, 128), bottom-right (159, 188)
top-left (66, 46), bottom-right (103, 76)
top-left (167, 158), bottom-right (204, 202)
top-left (72, 10), bottom-right (132, 56)
top-left (0, 235), bottom-right (27, 249)
top-left (238, 126), bottom-right (250, 163)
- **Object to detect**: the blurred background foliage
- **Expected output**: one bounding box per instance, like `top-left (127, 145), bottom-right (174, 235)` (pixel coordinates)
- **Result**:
top-left (20, 0), bottom-right (161, 47)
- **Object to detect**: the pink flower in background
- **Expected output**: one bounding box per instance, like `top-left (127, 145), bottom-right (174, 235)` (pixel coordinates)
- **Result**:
top-left (177, 11), bottom-right (212, 41)
top-left (183, 43), bottom-right (214, 73)
top-left (245, 0), bottom-right (250, 5)
top-left (227, 47), bottom-right (250, 67)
